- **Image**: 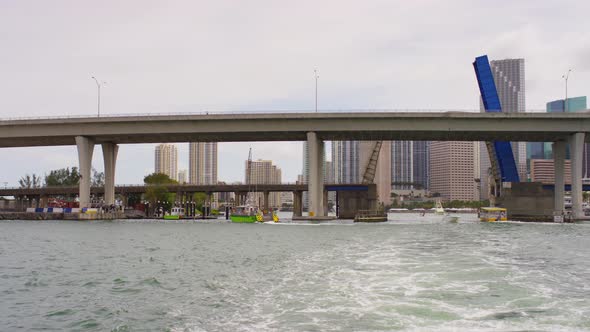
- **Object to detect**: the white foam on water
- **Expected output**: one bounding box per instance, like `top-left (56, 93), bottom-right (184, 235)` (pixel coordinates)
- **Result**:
top-left (195, 228), bottom-right (590, 331)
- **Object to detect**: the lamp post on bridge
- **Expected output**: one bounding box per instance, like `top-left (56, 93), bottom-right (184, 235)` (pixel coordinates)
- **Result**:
top-left (314, 69), bottom-right (319, 113)
top-left (562, 69), bottom-right (572, 112)
top-left (91, 76), bottom-right (106, 117)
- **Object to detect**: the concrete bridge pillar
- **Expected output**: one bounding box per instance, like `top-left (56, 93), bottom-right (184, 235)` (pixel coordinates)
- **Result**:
top-left (323, 190), bottom-right (329, 216)
top-left (263, 191), bottom-right (270, 210)
top-left (569, 133), bottom-right (585, 219)
top-left (39, 195), bottom-right (48, 208)
top-left (120, 194), bottom-right (128, 208)
top-left (553, 141), bottom-right (566, 215)
top-left (307, 132), bottom-right (325, 217)
top-left (76, 136), bottom-right (95, 208)
top-left (14, 196), bottom-right (21, 211)
top-left (102, 143), bottom-right (118, 205)
top-left (293, 191), bottom-right (302, 217)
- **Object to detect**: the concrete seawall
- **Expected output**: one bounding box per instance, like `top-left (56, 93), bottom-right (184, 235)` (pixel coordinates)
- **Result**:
top-left (0, 211), bottom-right (128, 220)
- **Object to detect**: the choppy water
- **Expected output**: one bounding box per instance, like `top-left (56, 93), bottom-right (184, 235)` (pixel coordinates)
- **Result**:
top-left (1, 214), bottom-right (590, 331)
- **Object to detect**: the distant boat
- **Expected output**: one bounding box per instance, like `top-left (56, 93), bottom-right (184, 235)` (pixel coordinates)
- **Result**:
top-left (478, 207), bottom-right (507, 222)
top-left (434, 200), bottom-right (445, 215)
top-left (164, 207), bottom-right (184, 220)
top-left (230, 204), bottom-right (260, 223)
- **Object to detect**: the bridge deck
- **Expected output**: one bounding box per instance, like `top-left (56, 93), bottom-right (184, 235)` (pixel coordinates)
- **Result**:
top-left (1, 112), bottom-right (589, 147)
top-left (0, 184), bottom-right (369, 196)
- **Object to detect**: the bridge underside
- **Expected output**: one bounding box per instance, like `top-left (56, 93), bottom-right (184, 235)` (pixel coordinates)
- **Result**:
top-left (0, 130), bottom-right (581, 148)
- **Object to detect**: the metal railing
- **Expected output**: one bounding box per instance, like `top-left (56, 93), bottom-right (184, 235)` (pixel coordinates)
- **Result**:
top-left (0, 182), bottom-right (308, 191)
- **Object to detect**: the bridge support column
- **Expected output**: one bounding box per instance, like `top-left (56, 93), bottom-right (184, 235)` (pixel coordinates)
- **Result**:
top-left (76, 136), bottom-right (95, 208)
top-left (40, 195), bottom-right (48, 208)
top-left (307, 132), bottom-right (325, 217)
top-left (553, 141), bottom-right (566, 216)
top-left (293, 191), bottom-right (302, 217)
top-left (323, 190), bottom-right (329, 216)
top-left (102, 143), bottom-right (118, 206)
top-left (120, 194), bottom-right (128, 208)
top-left (569, 133), bottom-right (585, 219)
top-left (263, 191), bottom-right (269, 210)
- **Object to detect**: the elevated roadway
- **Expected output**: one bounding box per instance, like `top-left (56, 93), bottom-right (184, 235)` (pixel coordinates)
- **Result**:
top-left (1, 112), bottom-right (590, 147)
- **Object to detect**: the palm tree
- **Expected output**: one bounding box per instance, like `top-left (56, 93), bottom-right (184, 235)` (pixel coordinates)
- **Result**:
top-left (18, 174), bottom-right (42, 188)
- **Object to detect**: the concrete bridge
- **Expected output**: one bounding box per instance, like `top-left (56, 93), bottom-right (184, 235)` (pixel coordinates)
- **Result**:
top-left (1, 111), bottom-right (589, 218)
top-left (0, 183), bottom-right (369, 196)
top-left (0, 183), bottom-right (371, 218)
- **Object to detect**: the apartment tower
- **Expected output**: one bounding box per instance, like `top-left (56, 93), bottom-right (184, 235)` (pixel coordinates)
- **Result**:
top-left (391, 141), bottom-right (430, 190)
top-left (246, 159), bottom-right (282, 208)
top-left (189, 142), bottom-right (218, 185)
top-left (430, 141), bottom-right (480, 201)
top-left (154, 144), bottom-right (178, 181)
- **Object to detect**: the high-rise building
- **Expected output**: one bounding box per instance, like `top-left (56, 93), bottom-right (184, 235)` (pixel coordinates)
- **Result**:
top-left (154, 144), bottom-right (178, 180)
top-left (178, 169), bottom-right (187, 184)
top-left (530, 159), bottom-right (572, 184)
top-left (547, 96), bottom-right (587, 113)
top-left (189, 142), bottom-right (217, 185)
top-left (479, 58), bottom-right (526, 198)
top-left (324, 161), bottom-right (334, 184)
top-left (391, 141), bottom-right (430, 190)
top-left (430, 141), bottom-right (479, 201)
top-left (246, 159), bottom-right (282, 208)
top-left (332, 141), bottom-right (360, 184)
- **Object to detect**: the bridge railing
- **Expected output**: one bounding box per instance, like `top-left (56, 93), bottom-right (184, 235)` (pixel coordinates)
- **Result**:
top-left (0, 182), bottom-right (308, 191)
top-left (0, 109), bottom-right (552, 122)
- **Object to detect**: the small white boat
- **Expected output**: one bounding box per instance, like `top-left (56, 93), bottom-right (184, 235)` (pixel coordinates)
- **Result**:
top-left (434, 200), bottom-right (445, 215)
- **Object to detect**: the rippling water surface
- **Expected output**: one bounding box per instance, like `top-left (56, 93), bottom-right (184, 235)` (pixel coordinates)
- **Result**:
top-left (1, 215), bottom-right (590, 331)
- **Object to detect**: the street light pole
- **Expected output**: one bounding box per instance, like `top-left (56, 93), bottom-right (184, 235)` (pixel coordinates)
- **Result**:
top-left (562, 69), bottom-right (572, 112)
top-left (91, 76), bottom-right (105, 117)
top-left (314, 69), bottom-right (319, 113)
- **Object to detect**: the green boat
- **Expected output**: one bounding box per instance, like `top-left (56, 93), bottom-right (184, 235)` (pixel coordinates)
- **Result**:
top-left (230, 205), bottom-right (262, 223)
top-left (229, 214), bottom-right (259, 223)
top-left (163, 207), bottom-right (184, 220)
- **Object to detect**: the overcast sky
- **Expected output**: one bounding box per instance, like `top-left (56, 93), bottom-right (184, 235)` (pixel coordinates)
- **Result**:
top-left (1, 0), bottom-right (589, 186)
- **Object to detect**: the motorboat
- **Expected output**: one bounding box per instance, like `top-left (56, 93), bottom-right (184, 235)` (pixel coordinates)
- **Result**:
top-left (478, 207), bottom-right (507, 222)
top-left (164, 207), bottom-right (185, 220)
top-left (434, 200), bottom-right (445, 215)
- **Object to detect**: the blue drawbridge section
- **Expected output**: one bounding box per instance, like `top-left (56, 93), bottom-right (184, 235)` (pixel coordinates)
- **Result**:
top-left (473, 55), bottom-right (520, 182)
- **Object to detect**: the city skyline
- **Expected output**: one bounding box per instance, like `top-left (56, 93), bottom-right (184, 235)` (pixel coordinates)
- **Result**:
top-left (1, 1), bottom-right (589, 186)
